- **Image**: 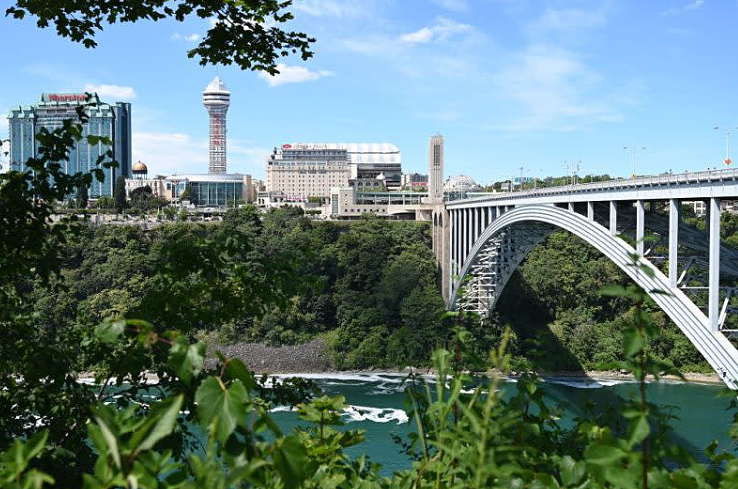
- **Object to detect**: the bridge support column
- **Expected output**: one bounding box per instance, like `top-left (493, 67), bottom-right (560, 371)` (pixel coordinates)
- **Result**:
top-left (636, 200), bottom-right (645, 256)
top-left (464, 209), bottom-right (470, 264)
top-left (587, 202), bottom-right (594, 221)
top-left (609, 201), bottom-right (617, 236)
top-left (709, 197), bottom-right (721, 331)
top-left (473, 208), bottom-right (478, 245)
top-left (568, 202), bottom-right (574, 212)
top-left (669, 199), bottom-right (679, 287)
top-left (449, 210), bottom-right (455, 293)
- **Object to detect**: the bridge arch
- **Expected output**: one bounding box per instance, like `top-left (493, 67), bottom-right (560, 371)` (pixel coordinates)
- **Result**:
top-left (450, 204), bottom-right (738, 387)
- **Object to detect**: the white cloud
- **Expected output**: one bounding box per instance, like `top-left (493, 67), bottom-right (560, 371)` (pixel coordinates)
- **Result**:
top-left (493, 45), bottom-right (622, 131)
top-left (400, 17), bottom-right (471, 44)
top-left (661, 0), bottom-right (704, 15)
top-left (171, 33), bottom-right (200, 41)
top-left (257, 63), bottom-right (334, 87)
top-left (432, 0), bottom-right (469, 12)
top-left (533, 8), bottom-right (607, 32)
top-left (132, 132), bottom-right (268, 177)
top-left (83, 84), bottom-right (137, 100)
top-left (293, 0), bottom-right (368, 18)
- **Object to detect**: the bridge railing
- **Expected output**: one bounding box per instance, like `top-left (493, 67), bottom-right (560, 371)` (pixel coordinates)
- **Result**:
top-left (452, 167), bottom-right (738, 204)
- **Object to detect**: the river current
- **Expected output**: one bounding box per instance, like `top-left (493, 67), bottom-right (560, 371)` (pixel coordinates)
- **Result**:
top-left (269, 373), bottom-right (737, 475)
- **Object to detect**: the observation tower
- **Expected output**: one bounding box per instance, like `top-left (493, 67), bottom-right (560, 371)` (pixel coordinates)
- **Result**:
top-left (202, 76), bottom-right (230, 174)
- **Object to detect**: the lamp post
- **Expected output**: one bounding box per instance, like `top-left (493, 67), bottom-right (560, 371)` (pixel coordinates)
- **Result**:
top-left (714, 126), bottom-right (738, 166)
top-left (623, 146), bottom-right (646, 178)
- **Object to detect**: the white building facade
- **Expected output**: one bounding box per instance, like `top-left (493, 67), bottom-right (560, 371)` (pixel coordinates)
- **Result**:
top-left (266, 143), bottom-right (401, 199)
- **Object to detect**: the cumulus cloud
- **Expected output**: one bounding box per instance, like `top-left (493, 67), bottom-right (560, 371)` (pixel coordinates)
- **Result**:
top-left (493, 45), bottom-right (621, 131)
top-left (533, 8), bottom-right (607, 32)
top-left (257, 63), bottom-right (334, 87)
top-left (171, 33), bottom-right (201, 41)
top-left (400, 17), bottom-right (471, 44)
top-left (133, 132), bottom-right (268, 177)
top-left (293, 0), bottom-right (367, 18)
top-left (432, 0), bottom-right (469, 12)
top-left (83, 84), bottom-right (137, 100)
top-left (661, 0), bottom-right (704, 15)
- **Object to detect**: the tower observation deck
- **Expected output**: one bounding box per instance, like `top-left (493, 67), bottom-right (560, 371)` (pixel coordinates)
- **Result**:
top-left (202, 76), bottom-right (230, 174)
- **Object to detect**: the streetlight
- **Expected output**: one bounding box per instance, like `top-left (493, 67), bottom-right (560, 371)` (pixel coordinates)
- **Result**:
top-left (623, 146), bottom-right (646, 178)
top-left (713, 126), bottom-right (738, 166)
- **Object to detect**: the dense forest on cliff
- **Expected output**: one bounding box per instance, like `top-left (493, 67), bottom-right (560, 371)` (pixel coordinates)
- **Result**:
top-left (26, 205), bottom-right (722, 373)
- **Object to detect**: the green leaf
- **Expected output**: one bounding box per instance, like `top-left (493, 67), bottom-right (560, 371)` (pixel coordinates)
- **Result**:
top-left (93, 413), bottom-right (121, 469)
top-left (584, 444), bottom-right (625, 466)
top-left (627, 415), bottom-right (650, 447)
top-left (272, 435), bottom-right (308, 489)
top-left (623, 329), bottom-right (645, 358)
top-left (168, 337), bottom-right (205, 385)
top-left (558, 455), bottom-right (585, 486)
top-left (225, 358), bottom-right (257, 390)
top-left (195, 377), bottom-right (248, 442)
top-left (130, 394), bottom-right (184, 452)
top-left (95, 319), bottom-right (125, 343)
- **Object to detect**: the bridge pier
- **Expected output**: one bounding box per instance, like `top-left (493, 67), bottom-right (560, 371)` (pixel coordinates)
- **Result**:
top-left (709, 198), bottom-right (721, 331)
top-left (609, 201), bottom-right (617, 236)
top-left (636, 200), bottom-right (645, 256)
top-left (669, 199), bottom-right (680, 287)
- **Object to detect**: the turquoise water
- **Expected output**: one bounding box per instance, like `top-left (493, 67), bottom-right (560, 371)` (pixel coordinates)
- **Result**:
top-left (269, 373), bottom-right (738, 475)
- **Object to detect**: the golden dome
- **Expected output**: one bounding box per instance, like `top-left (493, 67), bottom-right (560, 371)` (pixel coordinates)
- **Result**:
top-left (132, 161), bottom-right (148, 173)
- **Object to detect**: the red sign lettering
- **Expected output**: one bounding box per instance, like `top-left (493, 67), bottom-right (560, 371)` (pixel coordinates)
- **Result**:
top-left (48, 94), bottom-right (88, 102)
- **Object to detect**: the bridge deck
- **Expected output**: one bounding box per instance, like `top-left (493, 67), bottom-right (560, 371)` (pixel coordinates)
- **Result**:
top-left (449, 168), bottom-right (738, 208)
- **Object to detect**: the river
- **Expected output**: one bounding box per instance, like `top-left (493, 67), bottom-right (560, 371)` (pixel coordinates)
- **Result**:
top-left (268, 373), bottom-right (737, 475)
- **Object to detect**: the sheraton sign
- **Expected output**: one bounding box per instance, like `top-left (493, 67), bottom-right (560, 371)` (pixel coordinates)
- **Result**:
top-left (43, 94), bottom-right (89, 102)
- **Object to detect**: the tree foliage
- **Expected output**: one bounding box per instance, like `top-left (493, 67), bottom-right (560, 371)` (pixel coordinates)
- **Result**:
top-left (6, 0), bottom-right (314, 73)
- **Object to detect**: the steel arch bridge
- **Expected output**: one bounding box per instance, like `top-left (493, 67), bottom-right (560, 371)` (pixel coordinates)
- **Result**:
top-left (431, 169), bottom-right (738, 389)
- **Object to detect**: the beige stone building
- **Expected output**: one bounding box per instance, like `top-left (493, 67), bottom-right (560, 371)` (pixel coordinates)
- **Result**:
top-left (265, 143), bottom-right (401, 200)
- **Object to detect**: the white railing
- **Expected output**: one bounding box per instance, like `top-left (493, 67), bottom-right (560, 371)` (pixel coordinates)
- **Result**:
top-left (451, 167), bottom-right (738, 205)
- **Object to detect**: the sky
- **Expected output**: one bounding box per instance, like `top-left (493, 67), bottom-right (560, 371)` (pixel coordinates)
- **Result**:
top-left (1, 0), bottom-right (738, 183)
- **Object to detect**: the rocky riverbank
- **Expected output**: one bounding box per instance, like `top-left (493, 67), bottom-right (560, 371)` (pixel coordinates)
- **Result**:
top-left (208, 339), bottom-right (722, 385)
top-left (213, 339), bottom-right (334, 374)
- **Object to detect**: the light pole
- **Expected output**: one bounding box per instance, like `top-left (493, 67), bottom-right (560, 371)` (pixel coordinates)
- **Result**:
top-left (623, 146), bottom-right (646, 178)
top-left (714, 126), bottom-right (738, 166)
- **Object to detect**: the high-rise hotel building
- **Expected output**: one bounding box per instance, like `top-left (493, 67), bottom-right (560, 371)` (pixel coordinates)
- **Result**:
top-left (266, 143), bottom-right (401, 199)
top-left (8, 93), bottom-right (132, 197)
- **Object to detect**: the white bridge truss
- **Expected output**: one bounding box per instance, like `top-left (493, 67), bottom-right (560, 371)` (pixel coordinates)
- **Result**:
top-left (438, 169), bottom-right (738, 389)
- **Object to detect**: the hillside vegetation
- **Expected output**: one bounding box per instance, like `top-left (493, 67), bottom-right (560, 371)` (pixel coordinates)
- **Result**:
top-left (29, 206), bottom-right (715, 373)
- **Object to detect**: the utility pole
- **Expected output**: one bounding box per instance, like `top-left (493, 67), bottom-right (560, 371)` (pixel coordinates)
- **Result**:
top-left (714, 126), bottom-right (738, 166)
top-left (623, 146), bottom-right (646, 178)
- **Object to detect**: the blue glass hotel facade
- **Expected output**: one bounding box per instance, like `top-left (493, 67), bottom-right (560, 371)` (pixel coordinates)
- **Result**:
top-left (167, 173), bottom-right (253, 207)
top-left (8, 93), bottom-right (132, 197)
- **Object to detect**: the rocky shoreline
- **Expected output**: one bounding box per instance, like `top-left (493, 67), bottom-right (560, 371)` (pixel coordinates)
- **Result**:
top-left (212, 338), bottom-right (334, 374)
top-left (211, 340), bottom-right (723, 385)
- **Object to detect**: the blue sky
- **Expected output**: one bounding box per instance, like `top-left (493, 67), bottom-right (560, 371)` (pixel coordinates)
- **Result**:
top-left (2, 0), bottom-right (738, 183)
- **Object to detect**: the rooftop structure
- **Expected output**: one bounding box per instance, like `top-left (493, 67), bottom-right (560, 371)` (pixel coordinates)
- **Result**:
top-left (444, 175), bottom-right (480, 192)
top-left (132, 161), bottom-right (148, 178)
top-left (202, 76), bottom-right (230, 174)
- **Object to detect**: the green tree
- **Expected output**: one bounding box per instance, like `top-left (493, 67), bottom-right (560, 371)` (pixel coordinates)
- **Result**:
top-left (7, 1), bottom-right (315, 72)
top-left (113, 175), bottom-right (126, 213)
top-left (74, 184), bottom-right (88, 209)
